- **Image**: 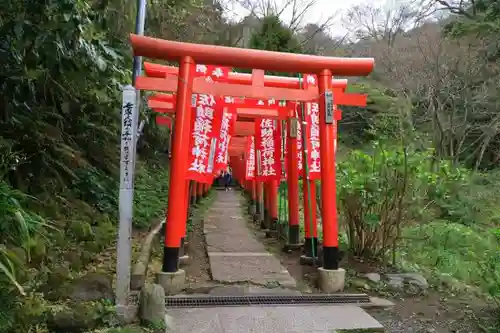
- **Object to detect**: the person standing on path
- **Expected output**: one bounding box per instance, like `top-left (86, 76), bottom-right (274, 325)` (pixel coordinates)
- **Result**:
top-left (223, 166), bottom-right (232, 191)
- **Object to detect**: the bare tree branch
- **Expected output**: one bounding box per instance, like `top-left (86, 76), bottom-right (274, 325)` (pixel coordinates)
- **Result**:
top-left (232, 0), bottom-right (335, 33)
top-left (434, 0), bottom-right (475, 18)
top-left (342, 0), bottom-right (425, 47)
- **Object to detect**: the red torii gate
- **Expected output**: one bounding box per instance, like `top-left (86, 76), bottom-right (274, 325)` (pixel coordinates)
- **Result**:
top-left (143, 65), bottom-right (363, 239)
top-left (148, 90), bottom-right (276, 213)
top-left (130, 34), bottom-right (374, 292)
top-left (147, 86), bottom-right (357, 252)
top-left (146, 70), bottom-right (367, 261)
top-left (147, 87), bottom-right (293, 232)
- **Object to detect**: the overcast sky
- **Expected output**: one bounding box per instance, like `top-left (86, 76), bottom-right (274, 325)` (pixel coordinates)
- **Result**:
top-left (222, 0), bottom-right (375, 37)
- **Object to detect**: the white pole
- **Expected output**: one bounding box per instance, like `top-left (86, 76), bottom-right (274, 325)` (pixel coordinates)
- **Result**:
top-left (132, 0), bottom-right (147, 166)
top-left (116, 85), bottom-right (139, 318)
top-left (115, 0), bottom-right (146, 321)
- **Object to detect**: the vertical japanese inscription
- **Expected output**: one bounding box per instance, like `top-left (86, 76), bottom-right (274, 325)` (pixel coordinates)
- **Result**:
top-left (309, 102), bottom-right (321, 175)
top-left (189, 94), bottom-right (216, 174)
top-left (297, 120), bottom-right (303, 172)
top-left (120, 86), bottom-right (138, 190)
top-left (246, 136), bottom-right (255, 179)
top-left (207, 137), bottom-right (217, 173)
top-left (187, 65), bottom-right (230, 181)
top-left (302, 73), bottom-right (321, 179)
top-left (281, 120), bottom-right (286, 161)
top-left (216, 111), bottom-right (233, 165)
top-left (324, 90), bottom-right (334, 124)
top-left (259, 119), bottom-right (277, 177)
top-left (280, 120), bottom-right (286, 179)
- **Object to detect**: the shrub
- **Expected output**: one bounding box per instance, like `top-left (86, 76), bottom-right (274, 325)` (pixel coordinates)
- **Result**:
top-left (399, 221), bottom-right (495, 286)
top-left (133, 156), bottom-right (170, 229)
top-left (479, 228), bottom-right (500, 306)
top-left (71, 167), bottom-right (117, 215)
top-left (337, 141), bottom-right (468, 258)
top-left (0, 181), bottom-right (50, 293)
top-left (0, 181), bottom-right (52, 332)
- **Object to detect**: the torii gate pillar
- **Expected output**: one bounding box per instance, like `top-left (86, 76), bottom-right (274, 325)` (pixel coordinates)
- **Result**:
top-left (250, 180), bottom-right (257, 215)
top-left (285, 118), bottom-right (301, 251)
top-left (264, 180), bottom-right (279, 238)
top-left (196, 182), bottom-right (203, 203)
top-left (255, 181), bottom-right (264, 226)
top-left (190, 181), bottom-right (197, 205)
top-left (159, 57), bottom-right (193, 290)
top-left (179, 179), bottom-right (190, 264)
top-left (317, 69), bottom-right (344, 292)
top-left (263, 182), bottom-right (269, 230)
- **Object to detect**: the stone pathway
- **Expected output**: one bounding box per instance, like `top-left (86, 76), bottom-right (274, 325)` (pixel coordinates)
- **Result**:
top-left (166, 190), bottom-right (384, 333)
top-left (168, 305), bottom-right (383, 332)
top-left (204, 190), bottom-right (297, 288)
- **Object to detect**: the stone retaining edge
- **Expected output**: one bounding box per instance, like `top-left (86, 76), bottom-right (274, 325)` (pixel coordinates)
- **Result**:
top-left (130, 218), bottom-right (165, 290)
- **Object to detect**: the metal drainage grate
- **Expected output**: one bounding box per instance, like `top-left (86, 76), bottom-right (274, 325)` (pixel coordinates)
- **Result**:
top-left (165, 294), bottom-right (370, 308)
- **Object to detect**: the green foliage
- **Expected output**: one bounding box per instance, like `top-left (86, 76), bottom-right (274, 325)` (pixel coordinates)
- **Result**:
top-left (432, 170), bottom-right (500, 226)
top-left (0, 291), bottom-right (49, 333)
top-left (69, 221), bottom-right (94, 242)
top-left (0, 154), bottom-right (171, 332)
top-left (0, 2), bottom-right (175, 330)
top-left (340, 140), bottom-right (500, 322)
top-left (0, 181), bottom-right (51, 295)
top-left (337, 141), bottom-right (469, 257)
top-left (249, 15), bottom-right (302, 53)
top-left (444, 0), bottom-right (500, 39)
top-left (71, 167), bottom-right (118, 215)
top-left (338, 142), bottom-right (409, 257)
top-left (248, 15), bottom-right (302, 76)
top-left (481, 228), bottom-right (500, 307)
top-left (0, 180), bottom-right (52, 332)
top-left (399, 221), bottom-right (494, 285)
top-left (134, 154), bottom-right (171, 229)
top-left (187, 188), bottom-right (216, 235)
top-left (399, 221), bottom-right (500, 314)
top-left (340, 82), bottom-right (403, 147)
top-left (1, 0), bottom-right (129, 195)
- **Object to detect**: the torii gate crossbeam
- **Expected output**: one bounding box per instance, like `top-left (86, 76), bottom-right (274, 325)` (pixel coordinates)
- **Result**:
top-left (144, 62), bottom-right (349, 91)
top-left (131, 35), bottom-right (373, 75)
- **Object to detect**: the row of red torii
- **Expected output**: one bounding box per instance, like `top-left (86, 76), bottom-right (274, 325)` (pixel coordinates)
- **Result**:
top-left (129, 34), bottom-right (374, 281)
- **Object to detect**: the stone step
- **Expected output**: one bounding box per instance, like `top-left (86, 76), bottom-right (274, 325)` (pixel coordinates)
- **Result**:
top-left (207, 252), bottom-right (297, 288)
top-left (166, 305), bottom-right (384, 333)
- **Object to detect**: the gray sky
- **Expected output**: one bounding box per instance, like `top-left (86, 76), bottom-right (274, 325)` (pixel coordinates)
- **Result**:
top-left (223, 0), bottom-right (372, 37)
